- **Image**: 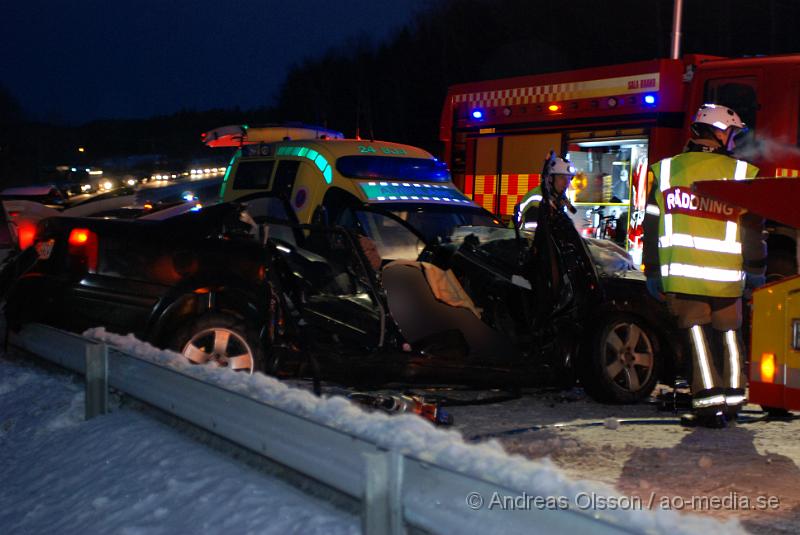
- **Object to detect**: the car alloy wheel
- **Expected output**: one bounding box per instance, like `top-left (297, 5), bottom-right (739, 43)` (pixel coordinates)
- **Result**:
top-left (182, 327), bottom-right (255, 373)
top-left (602, 321), bottom-right (655, 394)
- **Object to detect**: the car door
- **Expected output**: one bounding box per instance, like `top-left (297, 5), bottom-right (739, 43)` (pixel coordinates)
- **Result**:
top-left (233, 191), bottom-right (383, 348)
top-left (288, 225), bottom-right (385, 347)
top-left (528, 209), bottom-right (602, 322)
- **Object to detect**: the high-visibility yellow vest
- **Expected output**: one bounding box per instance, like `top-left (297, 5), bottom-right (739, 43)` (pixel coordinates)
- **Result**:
top-left (510, 185), bottom-right (544, 228)
top-left (649, 152), bottom-right (759, 297)
top-left (519, 185), bottom-right (543, 214)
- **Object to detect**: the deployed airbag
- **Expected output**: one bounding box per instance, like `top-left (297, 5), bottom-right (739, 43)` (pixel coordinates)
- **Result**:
top-left (382, 261), bottom-right (510, 361)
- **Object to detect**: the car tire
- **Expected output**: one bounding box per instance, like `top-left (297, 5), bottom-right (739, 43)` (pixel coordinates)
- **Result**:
top-left (579, 313), bottom-right (661, 403)
top-left (169, 312), bottom-right (264, 374)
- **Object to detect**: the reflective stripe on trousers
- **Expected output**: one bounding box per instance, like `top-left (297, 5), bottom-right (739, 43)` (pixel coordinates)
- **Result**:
top-left (691, 325), bottom-right (715, 390)
top-left (689, 325), bottom-right (726, 410)
top-left (725, 330), bottom-right (741, 389)
top-left (723, 330), bottom-right (744, 406)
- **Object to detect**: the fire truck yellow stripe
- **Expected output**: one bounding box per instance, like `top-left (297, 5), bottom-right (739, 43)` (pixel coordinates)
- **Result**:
top-left (454, 73), bottom-right (661, 108)
top-left (776, 168), bottom-right (800, 178)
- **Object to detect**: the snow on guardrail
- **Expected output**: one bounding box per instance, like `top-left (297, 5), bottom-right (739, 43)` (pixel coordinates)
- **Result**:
top-left (83, 327), bottom-right (743, 535)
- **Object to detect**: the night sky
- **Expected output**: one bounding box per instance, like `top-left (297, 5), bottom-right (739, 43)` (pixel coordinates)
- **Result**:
top-left (1, 0), bottom-right (428, 124)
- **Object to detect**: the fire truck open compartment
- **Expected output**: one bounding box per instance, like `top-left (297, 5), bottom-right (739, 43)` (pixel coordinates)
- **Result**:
top-left (564, 133), bottom-right (649, 257)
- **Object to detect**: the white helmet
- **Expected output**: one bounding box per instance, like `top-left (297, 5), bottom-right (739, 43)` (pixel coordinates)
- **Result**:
top-left (548, 157), bottom-right (576, 176)
top-left (693, 104), bottom-right (746, 132)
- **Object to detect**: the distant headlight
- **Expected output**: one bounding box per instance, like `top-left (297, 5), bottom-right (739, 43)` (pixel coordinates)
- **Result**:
top-left (102, 180), bottom-right (113, 190)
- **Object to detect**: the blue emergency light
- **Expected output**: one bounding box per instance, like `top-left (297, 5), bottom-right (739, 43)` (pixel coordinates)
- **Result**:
top-left (471, 109), bottom-right (484, 120)
top-left (643, 94), bottom-right (657, 106)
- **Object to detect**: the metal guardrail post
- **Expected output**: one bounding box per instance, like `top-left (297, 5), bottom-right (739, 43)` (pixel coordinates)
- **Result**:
top-left (363, 451), bottom-right (405, 535)
top-left (84, 343), bottom-right (108, 420)
top-left (389, 451), bottom-right (404, 535)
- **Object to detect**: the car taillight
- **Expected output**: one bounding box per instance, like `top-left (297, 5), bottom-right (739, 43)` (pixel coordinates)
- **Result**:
top-left (67, 228), bottom-right (99, 272)
top-left (17, 223), bottom-right (36, 250)
top-left (69, 228), bottom-right (91, 245)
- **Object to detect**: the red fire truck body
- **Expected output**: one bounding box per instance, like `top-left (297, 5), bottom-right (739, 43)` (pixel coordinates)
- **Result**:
top-left (440, 54), bottom-right (800, 268)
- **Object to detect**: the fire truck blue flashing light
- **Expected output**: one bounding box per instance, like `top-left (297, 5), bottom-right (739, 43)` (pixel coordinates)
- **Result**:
top-left (471, 109), bottom-right (484, 120)
top-left (643, 94), bottom-right (657, 106)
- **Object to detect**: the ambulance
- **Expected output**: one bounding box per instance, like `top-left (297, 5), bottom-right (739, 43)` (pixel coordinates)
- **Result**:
top-left (202, 124), bottom-right (499, 241)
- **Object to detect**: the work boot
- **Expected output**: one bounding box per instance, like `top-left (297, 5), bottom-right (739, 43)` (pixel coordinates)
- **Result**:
top-left (724, 388), bottom-right (746, 422)
top-left (680, 409), bottom-right (727, 429)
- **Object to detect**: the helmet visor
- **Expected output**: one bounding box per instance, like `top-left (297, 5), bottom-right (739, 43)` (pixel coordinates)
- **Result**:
top-left (731, 126), bottom-right (749, 142)
top-left (727, 126), bottom-right (749, 152)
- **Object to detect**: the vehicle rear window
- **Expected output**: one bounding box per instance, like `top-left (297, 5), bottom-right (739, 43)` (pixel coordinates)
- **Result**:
top-left (336, 156), bottom-right (451, 182)
top-left (233, 160), bottom-right (275, 190)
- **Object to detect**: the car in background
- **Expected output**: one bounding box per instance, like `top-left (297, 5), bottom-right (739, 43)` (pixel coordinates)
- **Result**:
top-left (1, 185), bottom-right (67, 208)
top-left (0, 202), bottom-right (17, 264)
top-left (1, 178), bottom-right (224, 249)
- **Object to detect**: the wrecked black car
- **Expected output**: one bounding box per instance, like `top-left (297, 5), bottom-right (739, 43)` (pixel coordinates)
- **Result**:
top-left (5, 193), bottom-right (680, 402)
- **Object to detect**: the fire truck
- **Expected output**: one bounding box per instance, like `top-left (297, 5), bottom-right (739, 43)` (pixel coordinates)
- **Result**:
top-left (439, 54), bottom-right (800, 272)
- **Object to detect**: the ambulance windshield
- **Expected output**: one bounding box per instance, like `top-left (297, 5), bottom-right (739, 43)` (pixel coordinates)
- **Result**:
top-left (337, 156), bottom-right (451, 182)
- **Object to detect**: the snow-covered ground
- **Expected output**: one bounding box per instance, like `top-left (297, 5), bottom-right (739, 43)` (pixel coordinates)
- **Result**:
top-left (5, 326), bottom-right (796, 534)
top-left (0, 355), bottom-right (359, 535)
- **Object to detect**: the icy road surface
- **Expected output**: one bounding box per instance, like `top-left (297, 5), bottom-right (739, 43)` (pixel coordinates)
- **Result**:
top-left (444, 388), bottom-right (800, 534)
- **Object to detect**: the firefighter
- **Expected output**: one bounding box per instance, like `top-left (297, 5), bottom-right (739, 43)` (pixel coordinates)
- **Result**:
top-left (544, 157), bottom-right (576, 208)
top-left (643, 104), bottom-right (766, 428)
top-left (512, 157), bottom-right (575, 228)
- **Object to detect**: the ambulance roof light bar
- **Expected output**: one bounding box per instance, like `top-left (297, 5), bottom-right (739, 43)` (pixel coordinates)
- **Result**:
top-left (202, 124), bottom-right (345, 148)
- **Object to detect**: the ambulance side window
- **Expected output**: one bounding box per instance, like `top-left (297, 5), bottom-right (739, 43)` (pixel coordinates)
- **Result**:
top-left (272, 160), bottom-right (300, 200)
top-left (233, 160), bottom-right (275, 190)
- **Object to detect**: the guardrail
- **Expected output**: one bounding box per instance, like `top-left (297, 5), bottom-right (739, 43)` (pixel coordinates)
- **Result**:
top-left (12, 323), bottom-right (636, 535)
